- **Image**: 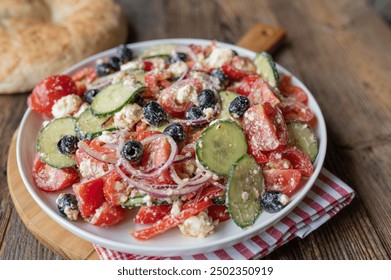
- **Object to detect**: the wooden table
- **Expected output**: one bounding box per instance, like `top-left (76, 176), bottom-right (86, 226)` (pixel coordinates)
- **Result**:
top-left (1, 0), bottom-right (390, 260)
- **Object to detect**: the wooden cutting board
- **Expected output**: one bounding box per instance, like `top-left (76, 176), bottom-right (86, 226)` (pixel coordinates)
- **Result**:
top-left (6, 24), bottom-right (285, 260)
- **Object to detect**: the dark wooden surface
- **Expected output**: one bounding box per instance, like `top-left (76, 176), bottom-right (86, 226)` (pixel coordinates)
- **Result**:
top-left (1, 0), bottom-right (390, 260)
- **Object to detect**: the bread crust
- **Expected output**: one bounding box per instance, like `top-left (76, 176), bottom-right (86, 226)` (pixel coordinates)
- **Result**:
top-left (0, 0), bottom-right (127, 94)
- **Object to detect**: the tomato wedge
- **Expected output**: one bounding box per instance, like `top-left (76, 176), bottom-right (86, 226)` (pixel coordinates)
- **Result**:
top-left (103, 170), bottom-right (130, 205)
top-left (89, 202), bottom-right (125, 227)
top-left (73, 177), bottom-right (105, 218)
top-left (279, 75), bottom-right (308, 104)
top-left (263, 169), bottom-right (302, 195)
top-left (28, 75), bottom-right (78, 116)
top-left (274, 146), bottom-right (314, 176)
top-left (242, 103), bottom-right (288, 152)
top-left (31, 154), bottom-right (79, 192)
top-left (281, 97), bottom-right (315, 124)
top-left (248, 78), bottom-right (280, 107)
top-left (131, 186), bottom-right (223, 240)
top-left (208, 205), bottom-right (230, 222)
top-left (134, 205), bottom-right (172, 224)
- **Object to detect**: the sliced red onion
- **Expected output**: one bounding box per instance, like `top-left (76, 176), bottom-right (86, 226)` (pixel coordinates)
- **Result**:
top-left (210, 181), bottom-right (227, 190)
top-left (118, 134), bottom-right (178, 179)
top-left (172, 118), bottom-right (211, 126)
top-left (87, 73), bottom-right (116, 90)
top-left (116, 165), bottom-right (210, 198)
top-left (78, 141), bottom-right (117, 164)
top-left (173, 154), bottom-right (193, 164)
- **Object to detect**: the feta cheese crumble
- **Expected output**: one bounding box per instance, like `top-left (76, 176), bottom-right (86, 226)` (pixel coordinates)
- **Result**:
top-left (113, 103), bottom-right (143, 129)
top-left (51, 94), bottom-right (82, 118)
top-left (178, 210), bottom-right (216, 238)
top-left (176, 84), bottom-right (198, 105)
top-left (206, 47), bottom-right (234, 68)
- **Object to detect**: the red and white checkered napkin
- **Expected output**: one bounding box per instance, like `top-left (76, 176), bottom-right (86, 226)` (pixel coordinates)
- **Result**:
top-left (94, 168), bottom-right (355, 260)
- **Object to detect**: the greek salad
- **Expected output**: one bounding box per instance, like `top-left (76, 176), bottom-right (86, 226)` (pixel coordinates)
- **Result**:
top-left (28, 42), bottom-right (318, 241)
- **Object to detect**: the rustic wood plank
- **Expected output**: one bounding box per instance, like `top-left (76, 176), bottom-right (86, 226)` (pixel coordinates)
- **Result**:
top-left (265, 0), bottom-right (391, 259)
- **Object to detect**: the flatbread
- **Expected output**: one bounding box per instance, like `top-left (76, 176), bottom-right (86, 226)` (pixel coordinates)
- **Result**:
top-left (0, 0), bottom-right (127, 94)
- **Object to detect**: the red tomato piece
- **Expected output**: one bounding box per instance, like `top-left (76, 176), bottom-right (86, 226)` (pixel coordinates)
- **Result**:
top-left (103, 170), bottom-right (131, 205)
top-left (31, 154), bottom-right (79, 192)
top-left (73, 177), bottom-right (106, 218)
top-left (274, 146), bottom-right (314, 176)
top-left (234, 75), bottom-right (259, 96)
top-left (158, 78), bottom-right (202, 118)
top-left (281, 97), bottom-right (315, 124)
top-left (279, 75), bottom-right (308, 104)
top-left (208, 205), bottom-right (230, 222)
top-left (231, 56), bottom-right (256, 73)
top-left (242, 103), bottom-right (288, 152)
top-left (89, 202), bottom-right (125, 227)
top-left (265, 151), bottom-right (293, 170)
top-left (222, 62), bottom-right (248, 80)
top-left (27, 75), bottom-right (78, 116)
top-left (141, 137), bottom-right (174, 185)
top-left (136, 130), bottom-right (162, 142)
top-left (144, 70), bottom-right (172, 98)
top-left (247, 78), bottom-right (280, 107)
top-left (71, 67), bottom-right (97, 96)
top-left (143, 61), bottom-right (153, 71)
top-left (134, 205), bottom-right (172, 224)
top-left (263, 169), bottom-right (302, 195)
top-left (247, 142), bottom-right (268, 164)
top-left (131, 198), bottom-right (212, 241)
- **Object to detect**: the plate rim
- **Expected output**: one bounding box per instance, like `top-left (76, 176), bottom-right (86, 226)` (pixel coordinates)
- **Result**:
top-left (16, 38), bottom-right (327, 257)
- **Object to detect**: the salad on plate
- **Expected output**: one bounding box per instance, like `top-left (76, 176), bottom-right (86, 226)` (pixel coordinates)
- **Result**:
top-left (28, 42), bottom-right (319, 241)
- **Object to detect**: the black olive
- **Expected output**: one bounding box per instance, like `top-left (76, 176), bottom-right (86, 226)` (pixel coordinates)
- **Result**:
top-left (117, 44), bottom-right (133, 63)
top-left (143, 101), bottom-right (167, 126)
top-left (56, 193), bottom-right (79, 220)
top-left (198, 89), bottom-right (217, 109)
top-left (260, 191), bottom-right (289, 213)
top-left (57, 135), bottom-right (79, 155)
top-left (163, 123), bottom-right (186, 142)
top-left (84, 89), bottom-right (99, 104)
top-left (185, 107), bottom-right (205, 120)
top-left (108, 56), bottom-right (121, 71)
top-left (122, 140), bottom-right (144, 162)
top-left (171, 52), bottom-right (188, 63)
top-left (210, 68), bottom-right (229, 87)
top-left (229, 95), bottom-right (250, 118)
top-left (95, 63), bottom-right (115, 77)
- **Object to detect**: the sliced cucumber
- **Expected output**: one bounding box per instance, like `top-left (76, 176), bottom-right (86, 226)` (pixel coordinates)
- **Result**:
top-left (36, 117), bottom-right (77, 168)
top-left (122, 195), bottom-right (149, 208)
top-left (75, 108), bottom-right (118, 140)
top-left (287, 121), bottom-right (319, 162)
top-left (254, 52), bottom-right (279, 87)
top-left (91, 82), bottom-right (146, 117)
top-left (141, 44), bottom-right (177, 59)
top-left (226, 154), bottom-right (264, 229)
top-left (217, 91), bottom-right (239, 120)
top-left (196, 120), bottom-right (248, 175)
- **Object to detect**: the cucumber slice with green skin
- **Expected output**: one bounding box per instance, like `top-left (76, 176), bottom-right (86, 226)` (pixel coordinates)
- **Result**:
top-left (75, 108), bottom-right (118, 140)
top-left (91, 82), bottom-right (146, 117)
top-left (217, 91), bottom-right (239, 120)
top-left (122, 195), bottom-right (149, 208)
top-left (287, 121), bottom-right (319, 162)
top-left (36, 117), bottom-right (77, 168)
top-left (141, 44), bottom-right (177, 58)
top-left (226, 154), bottom-right (265, 229)
top-left (196, 120), bottom-right (248, 175)
top-left (254, 52), bottom-right (279, 87)
top-left (121, 195), bottom-right (168, 208)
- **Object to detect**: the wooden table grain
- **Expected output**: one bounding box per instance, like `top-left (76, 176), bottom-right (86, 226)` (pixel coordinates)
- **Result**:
top-left (1, 0), bottom-right (390, 260)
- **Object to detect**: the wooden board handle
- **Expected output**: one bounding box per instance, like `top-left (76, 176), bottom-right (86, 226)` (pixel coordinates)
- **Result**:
top-left (236, 23), bottom-right (286, 53)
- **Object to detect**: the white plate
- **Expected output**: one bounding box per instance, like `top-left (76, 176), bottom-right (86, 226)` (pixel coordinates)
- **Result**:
top-left (17, 39), bottom-right (327, 257)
